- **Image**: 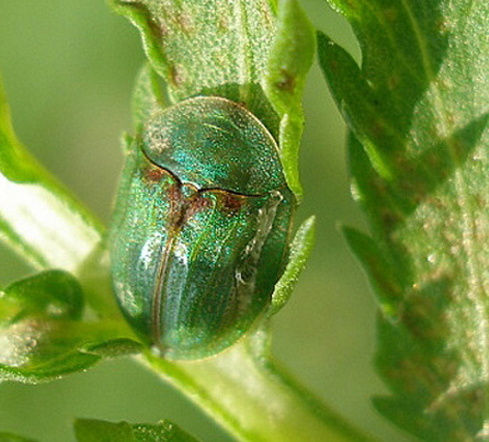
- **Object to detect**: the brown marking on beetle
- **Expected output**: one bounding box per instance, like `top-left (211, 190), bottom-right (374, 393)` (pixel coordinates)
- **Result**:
top-left (165, 183), bottom-right (186, 229)
top-left (182, 193), bottom-right (212, 223)
top-left (144, 166), bottom-right (167, 183)
top-left (220, 192), bottom-right (246, 214)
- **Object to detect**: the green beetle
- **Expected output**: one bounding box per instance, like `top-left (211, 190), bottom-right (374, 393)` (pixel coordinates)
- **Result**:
top-left (110, 96), bottom-right (295, 360)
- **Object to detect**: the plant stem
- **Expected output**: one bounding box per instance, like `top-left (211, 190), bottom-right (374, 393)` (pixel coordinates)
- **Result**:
top-left (141, 331), bottom-right (378, 442)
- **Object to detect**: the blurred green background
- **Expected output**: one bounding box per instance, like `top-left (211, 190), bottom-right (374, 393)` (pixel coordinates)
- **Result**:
top-left (0, 1), bottom-right (411, 441)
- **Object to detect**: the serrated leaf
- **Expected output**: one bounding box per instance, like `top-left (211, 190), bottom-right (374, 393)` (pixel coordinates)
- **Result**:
top-left (0, 78), bottom-right (102, 272)
top-left (342, 225), bottom-right (402, 320)
top-left (319, 0), bottom-right (489, 440)
top-left (270, 216), bottom-right (315, 315)
top-left (74, 419), bottom-right (200, 442)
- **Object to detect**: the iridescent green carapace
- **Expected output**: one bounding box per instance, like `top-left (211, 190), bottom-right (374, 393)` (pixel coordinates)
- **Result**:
top-left (110, 96), bottom-right (295, 360)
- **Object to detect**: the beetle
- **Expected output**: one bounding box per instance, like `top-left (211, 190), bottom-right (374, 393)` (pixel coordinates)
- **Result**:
top-left (110, 96), bottom-right (295, 360)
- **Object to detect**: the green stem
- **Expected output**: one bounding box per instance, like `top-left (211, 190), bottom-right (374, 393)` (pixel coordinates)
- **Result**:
top-left (141, 332), bottom-right (378, 442)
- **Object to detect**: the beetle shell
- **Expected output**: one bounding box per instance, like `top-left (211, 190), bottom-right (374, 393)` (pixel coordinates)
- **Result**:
top-left (110, 96), bottom-right (295, 360)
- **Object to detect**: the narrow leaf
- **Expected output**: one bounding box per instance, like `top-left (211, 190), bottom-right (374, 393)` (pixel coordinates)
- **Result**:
top-left (74, 419), bottom-right (200, 442)
top-left (270, 216), bottom-right (315, 315)
top-left (263, 0), bottom-right (316, 198)
top-left (319, 0), bottom-right (489, 440)
top-left (2, 270), bottom-right (84, 322)
top-left (342, 226), bottom-right (402, 320)
top-left (0, 318), bottom-right (141, 384)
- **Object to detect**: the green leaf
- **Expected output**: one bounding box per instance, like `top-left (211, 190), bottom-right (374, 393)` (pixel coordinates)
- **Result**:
top-left (270, 215), bottom-right (315, 315)
top-left (80, 338), bottom-right (143, 358)
top-left (319, 0), bottom-right (489, 440)
top-left (1, 270), bottom-right (84, 322)
top-left (0, 319), bottom-right (100, 383)
top-left (74, 419), bottom-right (200, 442)
top-left (0, 317), bottom-right (141, 383)
top-left (0, 432), bottom-right (38, 442)
top-left (263, 0), bottom-right (315, 199)
top-left (0, 271), bottom-right (141, 383)
top-left (342, 225), bottom-right (402, 321)
top-left (0, 78), bottom-right (102, 272)
top-left (109, 0), bottom-right (280, 130)
top-left (109, 0), bottom-right (314, 199)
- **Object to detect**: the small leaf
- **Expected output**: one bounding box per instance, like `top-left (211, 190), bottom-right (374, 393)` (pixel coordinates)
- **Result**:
top-left (74, 419), bottom-right (200, 442)
top-left (0, 77), bottom-right (102, 272)
top-left (0, 319), bottom-right (100, 383)
top-left (1, 270), bottom-right (84, 322)
top-left (270, 216), bottom-right (315, 315)
top-left (0, 317), bottom-right (142, 383)
top-left (317, 34), bottom-right (394, 180)
top-left (0, 270), bottom-right (141, 383)
top-left (80, 338), bottom-right (143, 358)
top-left (264, 0), bottom-right (316, 199)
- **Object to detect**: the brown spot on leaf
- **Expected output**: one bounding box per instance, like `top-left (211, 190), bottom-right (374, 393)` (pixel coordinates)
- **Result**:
top-left (175, 11), bottom-right (193, 35)
top-left (275, 70), bottom-right (296, 92)
top-left (383, 8), bottom-right (398, 22)
top-left (169, 64), bottom-right (185, 87)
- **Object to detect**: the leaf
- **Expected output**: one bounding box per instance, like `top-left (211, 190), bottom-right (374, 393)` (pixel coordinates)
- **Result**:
top-left (0, 271), bottom-right (141, 383)
top-left (270, 216), bottom-right (315, 315)
top-left (74, 419), bottom-right (200, 442)
top-left (0, 317), bottom-right (141, 383)
top-left (263, 0), bottom-right (315, 199)
top-left (0, 78), bottom-right (102, 273)
top-left (342, 225), bottom-right (402, 321)
top-left (1, 269), bottom-right (84, 322)
top-left (80, 338), bottom-right (143, 358)
top-left (109, 0), bottom-right (315, 199)
top-left (319, 0), bottom-right (489, 440)
top-left (109, 0), bottom-right (280, 130)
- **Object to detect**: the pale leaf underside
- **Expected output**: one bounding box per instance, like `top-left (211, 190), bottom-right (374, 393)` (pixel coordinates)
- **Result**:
top-left (320, 0), bottom-right (489, 440)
